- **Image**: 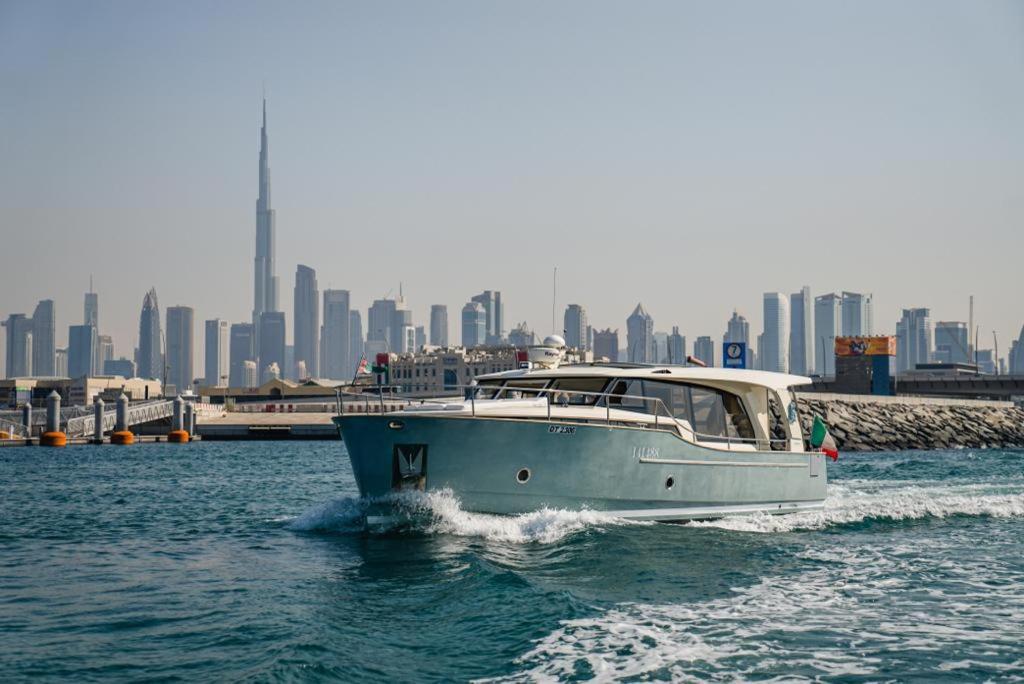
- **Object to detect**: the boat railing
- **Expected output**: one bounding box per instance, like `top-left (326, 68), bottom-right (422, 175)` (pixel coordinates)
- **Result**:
top-left (342, 383), bottom-right (789, 452)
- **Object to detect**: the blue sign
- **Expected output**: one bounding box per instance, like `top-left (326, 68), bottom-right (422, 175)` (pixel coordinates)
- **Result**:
top-left (723, 342), bottom-right (746, 369)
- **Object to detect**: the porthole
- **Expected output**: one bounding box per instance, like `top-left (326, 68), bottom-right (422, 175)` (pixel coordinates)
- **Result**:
top-left (665, 476), bottom-right (675, 490)
top-left (388, 420), bottom-right (404, 430)
top-left (516, 468), bottom-right (531, 484)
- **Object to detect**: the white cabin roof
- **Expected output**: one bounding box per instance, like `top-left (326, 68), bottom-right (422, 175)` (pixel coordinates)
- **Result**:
top-left (478, 363), bottom-right (812, 392)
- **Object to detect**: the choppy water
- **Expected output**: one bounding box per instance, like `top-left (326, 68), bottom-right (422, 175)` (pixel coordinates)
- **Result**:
top-left (1, 443), bottom-right (1023, 681)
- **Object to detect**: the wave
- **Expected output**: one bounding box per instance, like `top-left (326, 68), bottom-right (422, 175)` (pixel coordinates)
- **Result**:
top-left (286, 489), bottom-right (637, 543)
top-left (690, 481), bottom-right (1024, 533)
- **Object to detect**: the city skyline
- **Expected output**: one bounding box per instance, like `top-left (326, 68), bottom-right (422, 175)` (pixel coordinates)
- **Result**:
top-left (1, 2), bottom-right (1022, 374)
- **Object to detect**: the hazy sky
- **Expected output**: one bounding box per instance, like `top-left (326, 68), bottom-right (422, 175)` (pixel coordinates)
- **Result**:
top-left (2, 0), bottom-right (1022, 369)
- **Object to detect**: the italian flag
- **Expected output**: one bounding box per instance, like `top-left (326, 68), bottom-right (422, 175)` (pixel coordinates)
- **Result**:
top-left (810, 415), bottom-right (839, 460)
top-left (356, 357), bottom-right (371, 375)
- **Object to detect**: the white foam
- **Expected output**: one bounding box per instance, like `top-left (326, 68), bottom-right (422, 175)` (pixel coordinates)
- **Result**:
top-left (689, 481), bottom-right (1024, 533)
top-left (286, 489), bottom-right (640, 543)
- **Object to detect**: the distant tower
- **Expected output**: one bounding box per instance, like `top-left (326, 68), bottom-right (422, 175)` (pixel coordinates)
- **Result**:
top-left (789, 286), bottom-right (813, 376)
top-left (626, 303), bottom-right (654, 363)
top-left (762, 292), bottom-right (789, 373)
top-left (667, 327), bottom-right (686, 364)
top-left (137, 288), bottom-right (163, 380)
top-left (31, 299), bottom-right (56, 376)
top-left (563, 304), bottom-right (588, 351)
top-left (723, 310), bottom-right (752, 369)
top-left (253, 98), bottom-right (279, 341)
top-left (3, 314), bottom-right (33, 378)
top-left (229, 323), bottom-right (255, 387)
top-left (814, 293), bottom-right (842, 376)
top-left (166, 306), bottom-right (195, 391)
top-left (430, 305), bottom-right (448, 347)
top-left (205, 319), bottom-right (229, 386)
top-left (462, 302), bottom-right (487, 348)
top-left (293, 265), bottom-right (320, 378)
top-left (349, 310), bottom-right (364, 374)
top-left (320, 290), bottom-right (351, 380)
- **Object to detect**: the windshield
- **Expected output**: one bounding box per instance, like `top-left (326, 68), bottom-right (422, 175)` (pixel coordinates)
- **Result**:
top-left (547, 377), bottom-right (610, 405)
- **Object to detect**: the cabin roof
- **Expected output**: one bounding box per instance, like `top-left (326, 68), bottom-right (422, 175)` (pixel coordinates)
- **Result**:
top-left (478, 362), bottom-right (812, 392)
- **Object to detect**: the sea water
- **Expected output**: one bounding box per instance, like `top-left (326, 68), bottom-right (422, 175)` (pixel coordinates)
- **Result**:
top-left (1, 443), bottom-right (1022, 681)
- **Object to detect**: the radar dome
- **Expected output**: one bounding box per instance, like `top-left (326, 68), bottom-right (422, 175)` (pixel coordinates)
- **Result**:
top-left (542, 334), bottom-right (566, 348)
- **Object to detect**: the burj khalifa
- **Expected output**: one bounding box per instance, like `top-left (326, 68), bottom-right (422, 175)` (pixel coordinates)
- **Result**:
top-left (253, 98), bottom-right (278, 328)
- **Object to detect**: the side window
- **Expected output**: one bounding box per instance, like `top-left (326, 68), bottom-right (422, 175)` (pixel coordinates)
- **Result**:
top-left (690, 386), bottom-right (727, 438)
top-left (642, 381), bottom-right (691, 422)
top-left (607, 379), bottom-right (646, 412)
top-left (722, 393), bottom-right (755, 440)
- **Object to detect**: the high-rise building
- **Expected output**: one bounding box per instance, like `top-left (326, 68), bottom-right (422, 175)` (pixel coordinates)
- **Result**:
top-left (320, 290), bottom-right (351, 380)
top-left (814, 293), bottom-right (841, 376)
top-left (242, 360), bottom-right (258, 388)
top-left (84, 283), bottom-right (98, 329)
top-left (841, 291), bottom-right (873, 337)
top-left (564, 304), bottom-right (588, 350)
top-left (896, 308), bottom-right (933, 372)
top-left (1010, 324), bottom-right (1024, 374)
top-left (55, 348), bottom-right (67, 377)
top-left (204, 319), bottom-right (229, 386)
top-left (349, 311), bottom-right (364, 374)
top-left (761, 293), bottom-right (789, 373)
top-left (470, 290), bottom-right (503, 344)
top-left (98, 335), bottom-right (114, 367)
top-left (262, 361), bottom-right (280, 384)
top-left (166, 306), bottom-right (194, 392)
top-left (723, 310), bottom-right (751, 368)
top-left (293, 265), bottom-right (319, 378)
top-left (627, 303), bottom-right (655, 363)
top-left (3, 313), bottom-right (33, 378)
top-left (229, 323), bottom-right (255, 387)
top-left (654, 331), bottom-right (669, 363)
top-left (462, 302), bottom-right (487, 347)
top-left (430, 305), bottom-right (448, 347)
top-left (593, 328), bottom-right (619, 362)
top-left (68, 324), bottom-right (97, 378)
top-left (789, 286), bottom-right (813, 375)
top-left (667, 327), bottom-right (686, 364)
top-left (508, 322), bottom-right (533, 347)
top-left (258, 311), bottom-right (286, 381)
top-left (934, 321), bottom-right (970, 365)
top-left (31, 299), bottom-right (55, 376)
top-left (137, 288), bottom-right (163, 380)
top-left (694, 336), bottom-right (714, 367)
top-left (974, 349), bottom-right (996, 374)
top-left (415, 326), bottom-right (426, 350)
top-left (367, 298), bottom-right (397, 353)
top-left (253, 99), bottom-right (279, 342)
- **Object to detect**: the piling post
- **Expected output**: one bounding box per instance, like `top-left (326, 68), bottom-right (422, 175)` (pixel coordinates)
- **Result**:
top-left (111, 393), bottom-right (134, 445)
top-left (40, 391), bottom-right (66, 447)
top-left (22, 403), bottom-right (32, 436)
top-left (184, 403), bottom-right (195, 442)
top-left (168, 395), bottom-right (189, 443)
top-left (92, 397), bottom-right (105, 445)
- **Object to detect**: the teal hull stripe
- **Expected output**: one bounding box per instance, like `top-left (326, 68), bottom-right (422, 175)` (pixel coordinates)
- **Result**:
top-left (639, 457), bottom-right (807, 468)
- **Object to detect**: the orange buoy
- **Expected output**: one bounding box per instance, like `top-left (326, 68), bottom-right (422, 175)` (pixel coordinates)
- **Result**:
top-left (110, 430), bottom-right (135, 445)
top-left (167, 429), bottom-right (190, 443)
top-left (40, 431), bottom-right (67, 447)
top-left (0, 430), bottom-right (10, 440)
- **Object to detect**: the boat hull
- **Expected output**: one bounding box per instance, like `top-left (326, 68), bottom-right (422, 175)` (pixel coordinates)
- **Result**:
top-left (334, 414), bottom-right (827, 522)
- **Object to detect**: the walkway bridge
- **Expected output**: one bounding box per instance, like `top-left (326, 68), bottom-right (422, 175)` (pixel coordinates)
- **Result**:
top-left (0, 400), bottom-right (222, 440)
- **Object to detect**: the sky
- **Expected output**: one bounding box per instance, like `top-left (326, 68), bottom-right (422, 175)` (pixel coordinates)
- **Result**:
top-left (1, 0), bottom-right (1023, 371)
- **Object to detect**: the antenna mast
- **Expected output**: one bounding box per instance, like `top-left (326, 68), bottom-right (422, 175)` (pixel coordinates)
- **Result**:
top-left (551, 266), bottom-right (557, 335)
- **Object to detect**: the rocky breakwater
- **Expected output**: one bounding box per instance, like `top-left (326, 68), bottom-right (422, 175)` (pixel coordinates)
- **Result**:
top-left (796, 393), bottom-right (1024, 452)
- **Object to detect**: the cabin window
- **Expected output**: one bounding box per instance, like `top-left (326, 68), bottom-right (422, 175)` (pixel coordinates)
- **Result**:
top-left (547, 377), bottom-right (609, 405)
top-left (471, 379), bottom-right (503, 399)
top-left (500, 379), bottom-right (549, 399)
top-left (606, 379), bottom-right (646, 411)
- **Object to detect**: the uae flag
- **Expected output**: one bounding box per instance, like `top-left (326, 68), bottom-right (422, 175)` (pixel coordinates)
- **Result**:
top-left (810, 415), bottom-right (839, 460)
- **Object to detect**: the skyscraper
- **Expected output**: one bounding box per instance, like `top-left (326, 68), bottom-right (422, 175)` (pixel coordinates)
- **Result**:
top-left (462, 302), bottom-right (487, 347)
top-left (1010, 324), bottom-right (1024, 374)
top-left (166, 306), bottom-right (194, 392)
top-left (205, 319), bottom-right (229, 386)
top-left (694, 336), bottom-right (715, 367)
top-left (761, 293), bottom-right (789, 373)
top-left (3, 314), bottom-right (33, 378)
top-left (253, 99), bottom-right (279, 341)
top-left (31, 299), bottom-right (55, 376)
top-left (137, 288), bottom-right (163, 380)
top-left (934, 322), bottom-right (969, 364)
top-left (563, 304), bottom-right (588, 350)
top-left (430, 305), bottom-right (448, 347)
top-left (367, 298), bottom-right (397, 353)
top-left (789, 286), bottom-right (813, 376)
top-left (667, 327), bottom-right (686, 364)
top-left (814, 293), bottom-right (842, 376)
top-left (98, 335), bottom-right (114, 369)
top-left (593, 328), bottom-right (619, 362)
top-left (470, 290), bottom-right (503, 344)
top-left (68, 324), bottom-right (97, 378)
top-left (723, 310), bottom-right (751, 367)
top-left (349, 310), bottom-right (364, 374)
top-left (841, 291), bottom-right (873, 337)
top-left (229, 323), bottom-right (255, 387)
top-left (293, 265), bottom-right (320, 378)
top-left (626, 303), bottom-right (655, 363)
top-left (258, 311), bottom-right (286, 382)
top-left (84, 285), bottom-right (98, 329)
top-left (320, 289), bottom-right (351, 380)
top-left (896, 308), bottom-right (933, 372)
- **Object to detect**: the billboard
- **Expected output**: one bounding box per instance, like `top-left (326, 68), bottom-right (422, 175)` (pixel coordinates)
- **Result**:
top-left (834, 336), bottom-right (896, 357)
top-left (723, 342), bottom-right (747, 369)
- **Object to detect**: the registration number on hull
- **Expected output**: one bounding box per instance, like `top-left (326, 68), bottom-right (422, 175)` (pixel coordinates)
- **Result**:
top-left (548, 425), bottom-right (576, 435)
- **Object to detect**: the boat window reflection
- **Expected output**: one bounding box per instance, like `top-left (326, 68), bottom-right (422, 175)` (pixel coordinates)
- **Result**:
top-left (548, 377), bottom-right (609, 405)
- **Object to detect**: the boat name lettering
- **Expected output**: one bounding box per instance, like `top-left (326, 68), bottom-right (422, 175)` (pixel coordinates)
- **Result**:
top-left (548, 425), bottom-right (576, 435)
top-left (632, 446), bottom-right (660, 459)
